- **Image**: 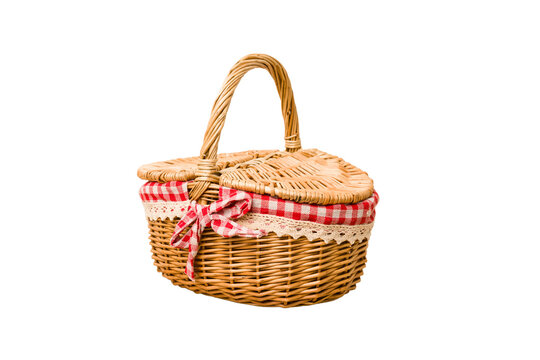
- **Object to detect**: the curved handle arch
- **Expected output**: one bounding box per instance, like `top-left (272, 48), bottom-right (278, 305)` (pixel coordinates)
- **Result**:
top-left (191, 54), bottom-right (302, 202)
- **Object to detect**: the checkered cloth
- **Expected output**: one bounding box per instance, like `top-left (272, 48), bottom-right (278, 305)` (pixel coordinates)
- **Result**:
top-left (140, 181), bottom-right (378, 225)
top-left (139, 181), bottom-right (189, 202)
top-left (170, 189), bottom-right (266, 280)
top-left (234, 189), bottom-right (377, 225)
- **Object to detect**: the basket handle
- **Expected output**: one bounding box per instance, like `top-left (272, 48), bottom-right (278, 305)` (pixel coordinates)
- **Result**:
top-left (191, 54), bottom-right (301, 202)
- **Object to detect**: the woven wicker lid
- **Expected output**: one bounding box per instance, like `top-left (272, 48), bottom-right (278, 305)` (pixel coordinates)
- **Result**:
top-left (138, 54), bottom-right (374, 205)
top-left (138, 148), bottom-right (373, 205)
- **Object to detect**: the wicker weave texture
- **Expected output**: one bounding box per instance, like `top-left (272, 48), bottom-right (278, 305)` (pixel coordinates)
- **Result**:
top-left (138, 150), bottom-right (275, 183)
top-left (148, 218), bottom-right (369, 307)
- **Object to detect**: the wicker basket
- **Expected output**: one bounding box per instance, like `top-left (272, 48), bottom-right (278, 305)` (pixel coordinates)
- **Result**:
top-left (138, 54), bottom-right (378, 307)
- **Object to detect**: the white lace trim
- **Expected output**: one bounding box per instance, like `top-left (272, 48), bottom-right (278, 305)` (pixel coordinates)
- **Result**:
top-left (236, 213), bottom-right (373, 244)
top-left (143, 201), bottom-right (374, 244)
top-left (143, 201), bottom-right (191, 220)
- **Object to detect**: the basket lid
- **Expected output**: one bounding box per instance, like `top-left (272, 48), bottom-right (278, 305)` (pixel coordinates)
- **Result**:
top-left (138, 148), bottom-right (373, 205)
top-left (138, 54), bottom-right (374, 205)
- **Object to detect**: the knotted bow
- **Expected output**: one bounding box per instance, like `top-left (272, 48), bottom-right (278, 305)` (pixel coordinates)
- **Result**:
top-left (170, 189), bottom-right (266, 280)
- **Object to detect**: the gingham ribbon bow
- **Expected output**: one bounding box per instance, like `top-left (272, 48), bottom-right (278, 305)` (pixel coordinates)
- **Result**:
top-left (170, 189), bottom-right (266, 280)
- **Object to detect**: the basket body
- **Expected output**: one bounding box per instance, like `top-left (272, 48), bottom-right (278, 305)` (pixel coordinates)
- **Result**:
top-left (148, 218), bottom-right (369, 307)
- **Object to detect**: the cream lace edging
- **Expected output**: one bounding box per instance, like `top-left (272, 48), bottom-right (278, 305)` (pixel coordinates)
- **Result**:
top-left (236, 213), bottom-right (373, 244)
top-left (143, 201), bottom-right (374, 244)
top-left (142, 200), bottom-right (191, 220)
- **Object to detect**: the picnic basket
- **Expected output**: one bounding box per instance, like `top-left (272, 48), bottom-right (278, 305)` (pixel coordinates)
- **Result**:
top-left (138, 54), bottom-right (379, 307)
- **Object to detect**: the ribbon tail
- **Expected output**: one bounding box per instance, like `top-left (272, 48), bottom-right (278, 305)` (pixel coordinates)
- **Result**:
top-left (232, 224), bottom-right (266, 238)
top-left (170, 223), bottom-right (197, 248)
top-left (210, 216), bottom-right (267, 239)
top-left (170, 203), bottom-right (199, 247)
top-left (185, 242), bottom-right (198, 281)
top-left (171, 220), bottom-right (202, 281)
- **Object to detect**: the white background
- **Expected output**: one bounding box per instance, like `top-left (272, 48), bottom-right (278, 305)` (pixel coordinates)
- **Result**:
top-left (1, 1), bottom-right (539, 359)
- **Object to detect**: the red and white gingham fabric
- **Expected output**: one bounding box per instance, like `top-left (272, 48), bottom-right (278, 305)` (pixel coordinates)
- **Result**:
top-left (139, 181), bottom-right (189, 202)
top-left (231, 188), bottom-right (377, 225)
top-left (169, 189), bottom-right (266, 280)
top-left (140, 181), bottom-right (378, 225)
